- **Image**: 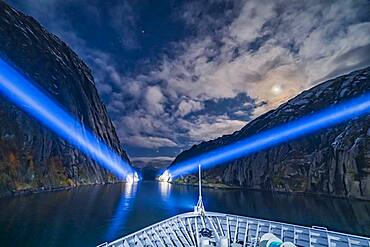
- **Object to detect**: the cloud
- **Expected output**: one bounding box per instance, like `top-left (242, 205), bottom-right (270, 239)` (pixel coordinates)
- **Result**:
top-left (167, 0), bottom-right (370, 113)
top-left (228, 0), bottom-right (275, 44)
top-left (124, 136), bottom-right (177, 149)
top-left (175, 99), bottom-right (204, 117)
top-left (178, 115), bottom-right (246, 141)
top-left (79, 0), bottom-right (370, 150)
top-left (145, 86), bottom-right (165, 115)
top-left (131, 156), bottom-right (174, 168)
top-left (191, 121), bottom-right (245, 142)
top-left (233, 110), bottom-right (247, 116)
top-left (8, 0), bottom-right (370, 154)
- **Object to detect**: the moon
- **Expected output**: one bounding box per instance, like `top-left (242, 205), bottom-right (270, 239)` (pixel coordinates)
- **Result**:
top-left (271, 84), bottom-right (282, 95)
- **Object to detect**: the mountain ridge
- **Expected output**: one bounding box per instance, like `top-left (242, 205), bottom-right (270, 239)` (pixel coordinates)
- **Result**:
top-left (0, 0), bottom-right (132, 197)
top-left (170, 66), bottom-right (370, 200)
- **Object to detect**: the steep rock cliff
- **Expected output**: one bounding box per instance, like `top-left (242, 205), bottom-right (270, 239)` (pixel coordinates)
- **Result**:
top-left (171, 67), bottom-right (370, 200)
top-left (0, 1), bottom-right (131, 196)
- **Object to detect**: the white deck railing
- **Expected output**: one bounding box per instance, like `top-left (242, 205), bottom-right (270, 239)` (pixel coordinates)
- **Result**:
top-left (97, 211), bottom-right (370, 247)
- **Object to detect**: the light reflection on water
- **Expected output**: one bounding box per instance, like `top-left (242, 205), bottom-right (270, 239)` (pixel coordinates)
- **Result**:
top-left (159, 181), bottom-right (171, 198)
top-left (0, 181), bottom-right (368, 247)
top-left (105, 183), bottom-right (138, 241)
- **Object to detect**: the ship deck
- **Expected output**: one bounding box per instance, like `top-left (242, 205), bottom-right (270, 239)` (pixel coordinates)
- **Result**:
top-left (97, 211), bottom-right (370, 247)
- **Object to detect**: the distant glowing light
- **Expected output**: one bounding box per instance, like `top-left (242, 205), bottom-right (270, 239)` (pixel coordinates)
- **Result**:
top-left (126, 172), bottom-right (140, 184)
top-left (165, 93), bottom-right (370, 179)
top-left (159, 170), bottom-right (172, 182)
top-left (271, 84), bottom-right (282, 95)
top-left (0, 58), bottom-right (136, 181)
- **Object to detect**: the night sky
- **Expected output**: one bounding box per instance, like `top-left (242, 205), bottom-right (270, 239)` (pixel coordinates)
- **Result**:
top-left (6, 0), bottom-right (370, 168)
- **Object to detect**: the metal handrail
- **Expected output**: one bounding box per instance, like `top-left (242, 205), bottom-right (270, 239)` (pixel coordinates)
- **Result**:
top-left (98, 211), bottom-right (370, 247)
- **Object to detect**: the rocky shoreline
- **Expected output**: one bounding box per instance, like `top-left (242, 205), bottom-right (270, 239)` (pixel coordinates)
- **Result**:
top-left (0, 180), bottom-right (129, 198)
top-left (170, 180), bottom-right (370, 201)
top-left (3, 176), bottom-right (370, 202)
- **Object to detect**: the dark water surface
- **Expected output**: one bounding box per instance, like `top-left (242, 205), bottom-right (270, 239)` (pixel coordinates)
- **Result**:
top-left (0, 181), bottom-right (369, 246)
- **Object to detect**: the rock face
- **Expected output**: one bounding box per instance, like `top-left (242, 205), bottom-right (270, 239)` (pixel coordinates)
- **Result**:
top-left (171, 67), bottom-right (370, 200)
top-left (0, 1), bottom-right (131, 196)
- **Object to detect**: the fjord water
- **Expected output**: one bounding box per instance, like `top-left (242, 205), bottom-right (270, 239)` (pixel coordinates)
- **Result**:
top-left (0, 181), bottom-right (369, 246)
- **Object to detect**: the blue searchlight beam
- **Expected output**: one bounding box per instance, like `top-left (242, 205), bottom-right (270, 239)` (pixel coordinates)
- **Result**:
top-left (164, 92), bottom-right (370, 179)
top-left (0, 58), bottom-right (137, 182)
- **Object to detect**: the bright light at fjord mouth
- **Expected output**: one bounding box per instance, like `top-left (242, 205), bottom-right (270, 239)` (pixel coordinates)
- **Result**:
top-left (0, 58), bottom-right (137, 182)
top-left (126, 172), bottom-right (140, 184)
top-left (159, 170), bottom-right (172, 182)
top-left (164, 92), bottom-right (370, 180)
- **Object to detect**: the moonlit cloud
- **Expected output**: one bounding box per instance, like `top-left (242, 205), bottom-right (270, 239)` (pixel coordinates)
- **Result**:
top-left (145, 86), bottom-right (165, 115)
top-left (187, 116), bottom-right (246, 141)
top-left (124, 136), bottom-right (177, 149)
top-left (111, 0), bottom-right (370, 150)
top-left (176, 99), bottom-right (204, 117)
top-left (7, 0), bottom-right (370, 161)
top-left (131, 156), bottom-right (174, 168)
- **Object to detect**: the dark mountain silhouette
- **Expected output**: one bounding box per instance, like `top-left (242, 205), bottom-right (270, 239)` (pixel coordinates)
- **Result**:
top-left (171, 67), bottom-right (370, 200)
top-left (0, 1), bottom-right (132, 196)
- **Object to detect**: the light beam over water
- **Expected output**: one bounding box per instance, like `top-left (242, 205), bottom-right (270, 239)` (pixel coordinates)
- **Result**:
top-left (0, 58), bottom-right (136, 180)
top-left (166, 92), bottom-right (370, 179)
